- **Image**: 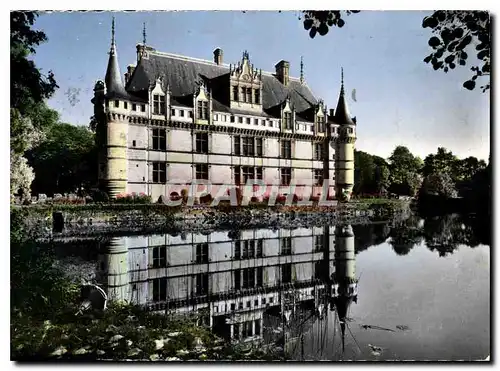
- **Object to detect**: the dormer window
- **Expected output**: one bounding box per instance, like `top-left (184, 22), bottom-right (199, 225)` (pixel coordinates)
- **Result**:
top-left (114, 100), bottom-right (119, 108)
top-left (197, 101), bottom-right (209, 120)
top-left (283, 112), bottom-right (292, 130)
top-left (254, 89), bottom-right (260, 104)
top-left (153, 94), bottom-right (165, 115)
top-left (232, 86), bottom-right (239, 101)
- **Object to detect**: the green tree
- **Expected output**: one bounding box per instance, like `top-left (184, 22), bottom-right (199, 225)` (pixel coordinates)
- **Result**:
top-left (419, 172), bottom-right (458, 198)
top-left (354, 150), bottom-right (376, 195)
top-left (26, 123), bottom-right (97, 196)
top-left (422, 147), bottom-right (459, 179)
top-left (301, 10), bottom-right (490, 92)
top-left (11, 11), bottom-right (57, 114)
top-left (10, 11), bottom-right (59, 201)
top-left (388, 146), bottom-right (422, 196)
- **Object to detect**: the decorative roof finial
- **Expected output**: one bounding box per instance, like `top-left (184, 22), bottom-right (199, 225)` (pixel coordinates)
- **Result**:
top-left (300, 56), bottom-right (304, 84)
top-left (340, 67), bottom-right (344, 94)
top-left (110, 16), bottom-right (116, 53)
top-left (243, 50), bottom-right (249, 60)
top-left (143, 22), bottom-right (147, 45)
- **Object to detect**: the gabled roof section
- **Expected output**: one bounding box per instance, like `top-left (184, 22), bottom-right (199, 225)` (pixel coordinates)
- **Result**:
top-left (126, 50), bottom-right (319, 113)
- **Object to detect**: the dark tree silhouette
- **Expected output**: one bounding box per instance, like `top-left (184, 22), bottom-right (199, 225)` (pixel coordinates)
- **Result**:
top-left (10, 11), bottom-right (58, 114)
top-left (422, 11), bottom-right (490, 92)
top-left (301, 10), bottom-right (490, 92)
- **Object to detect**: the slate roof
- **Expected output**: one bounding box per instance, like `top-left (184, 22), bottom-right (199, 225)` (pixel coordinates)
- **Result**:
top-left (333, 85), bottom-right (356, 126)
top-left (105, 45), bottom-right (129, 100)
top-left (125, 50), bottom-right (319, 118)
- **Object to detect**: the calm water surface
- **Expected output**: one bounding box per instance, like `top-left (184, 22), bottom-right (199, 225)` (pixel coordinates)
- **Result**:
top-left (56, 214), bottom-right (490, 361)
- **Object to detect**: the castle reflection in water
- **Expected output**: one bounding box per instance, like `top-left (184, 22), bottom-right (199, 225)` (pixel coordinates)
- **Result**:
top-left (97, 224), bottom-right (358, 349)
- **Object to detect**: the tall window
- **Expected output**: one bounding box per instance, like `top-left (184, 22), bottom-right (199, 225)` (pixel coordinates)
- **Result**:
top-left (153, 246), bottom-right (167, 268)
top-left (243, 321), bottom-right (253, 337)
top-left (243, 268), bottom-right (255, 289)
top-left (317, 116), bottom-right (325, 132)
top-left (257, 239), bottom-right (263, 258)
top-left (281, 140), bottom-right (292, 159)
top-left (234, 136), bottom-right (241, 155)
top-left (314, 143), bottom-right (323, 160)
top-left (141, 104), bottom-right (146, 112)
top-left (241, 87), bottom-right (247, 103)
top-left (281, 237), bottom-right (292, 255)
top-left (196, 243), bottom-right (209, 264)
top-left (195, 133), bottom-right (209, 153)
top-left (153, 277), bottom-right (167, 302)
top-left (283, 112), bottom-right (292, 130)
top-left (197, 100), bottom-right (209, 120)
top-left (314, 169), bottom-right (323, 186)
top-left (314, 235), bottom-right (324, 252)
top-left (234, 166), bottom-right (241, 185)
top-left (132, 103), bottom-right (137, 111)
top-left (152, 162), bottom-right (166, 183)
top-left (195, 164), bottom-right (209, 180)
top-left (242, 166), bottom-right (254, 184)
top-left (246, 88), bottom-right (252, 103)
top-left (153, 94), bottom-right (165, 115)
top-left (242, 137), bottom-right (254, 156)
top-left (114, 100), bottom-right (119, 108)
top-left (152, 128), bottom-right (166, 151)
top-left (281, 168), bottom-right (292, 186)
top-left (254, 89), bottom-right (260, 104)
top-left (256, 167), bottom-right (263, 180)
top-left (234, 269), bottom-right (241, 290)
top-left (256, 138), bottom-right (263, 156)
top-left (282, 264), bottom-right (292, 284)
top-left (195, 273), bottom-right (208, 296)
top-left (256, 267), bottom-right (263, 287)
top-left (233, 86), bottom-right (239, 101)
top-left (234, 241), bottom-right (241, 260)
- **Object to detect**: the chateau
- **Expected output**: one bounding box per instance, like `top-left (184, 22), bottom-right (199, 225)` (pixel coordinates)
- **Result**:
top-left (92, 19), bottom-right (357, 202)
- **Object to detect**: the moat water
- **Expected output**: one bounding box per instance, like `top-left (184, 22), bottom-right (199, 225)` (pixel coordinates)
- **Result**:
top-left (54, 213), bottom-right (490, 361)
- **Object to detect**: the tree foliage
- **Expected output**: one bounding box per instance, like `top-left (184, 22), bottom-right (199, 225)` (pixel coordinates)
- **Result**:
top-left (353, 150), bottom-right (390, 196)
top-left (301, 10), bottom-right (490, 92)
top-left (11, 11), bottom-right (58, 114)
top-left (26, 123), bottom-right (97, 196)
top-left (388, 146), bottom-right (423, 196)
top-left (302, 11), bottom-right (360, 38)
top-left (10, 11), bottom-right (60, 202)
top-left (419, 172), bottom-right (458, 199)
top-left (422, 11), bottom-right (490, 92)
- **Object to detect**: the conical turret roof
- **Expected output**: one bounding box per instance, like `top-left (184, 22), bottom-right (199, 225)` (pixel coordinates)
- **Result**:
top-left (334, 68), bottom-right (355, 126)
top-left (105, 17), bottom-right (129, 100)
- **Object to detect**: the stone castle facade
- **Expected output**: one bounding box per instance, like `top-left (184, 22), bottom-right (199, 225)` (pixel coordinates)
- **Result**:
top-left (92, 19), bottom-right (357, 201)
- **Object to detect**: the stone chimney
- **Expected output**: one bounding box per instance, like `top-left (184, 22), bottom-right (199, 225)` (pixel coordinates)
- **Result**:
top-left (275, 60), bottom-right (290, 86)
top-left (124, 64), bottom-right (136, 85)
top-left (213, 48), bottom-right (223, 65)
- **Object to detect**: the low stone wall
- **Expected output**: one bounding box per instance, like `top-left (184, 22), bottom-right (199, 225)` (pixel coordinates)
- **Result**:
top-left (14, 201), bottom-right (411, 239)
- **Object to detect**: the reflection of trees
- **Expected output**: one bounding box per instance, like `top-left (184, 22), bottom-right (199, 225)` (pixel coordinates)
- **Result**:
top-left (353, 223), bottom-right (391, 253)
top-left (389, 215), bottom-right (424, 256)
top-left (389, 215), bottom-right (423, 255)
top-left (423, 214), bottom-right (460, 257)
top-left (380, 213), bottom-right (490, 258)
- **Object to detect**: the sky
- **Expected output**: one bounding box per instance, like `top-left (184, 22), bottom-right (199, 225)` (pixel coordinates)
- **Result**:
top-left (31, 10), bottom-right (490, 161)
